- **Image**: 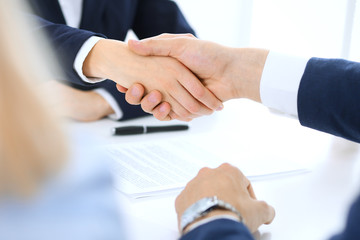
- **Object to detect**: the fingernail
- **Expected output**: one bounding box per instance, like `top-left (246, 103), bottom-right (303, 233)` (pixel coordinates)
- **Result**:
top-left (159, 104), bottom-right (167, 113)
top-left (148, 93), bottom-right (158, 103)
top-left (216, 104), bottom-right (224, 111)
top-left (131, 86), bottom-right (140, 97)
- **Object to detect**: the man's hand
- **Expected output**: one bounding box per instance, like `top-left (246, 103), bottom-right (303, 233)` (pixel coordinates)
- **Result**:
top-left (83, 39), bottom-right (223, 121)
top-left (126, 34), bottom-right (269, 120)
top-left (175, 163), bottom-right (275, 233)
top-left (39, 81), bottom-right (114, 122)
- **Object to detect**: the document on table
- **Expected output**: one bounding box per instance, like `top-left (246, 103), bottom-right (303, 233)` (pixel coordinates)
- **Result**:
top-left (104, 135), bottom-right (310, 199)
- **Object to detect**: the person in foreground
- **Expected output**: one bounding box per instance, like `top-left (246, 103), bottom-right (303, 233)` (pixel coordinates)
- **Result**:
top-left (0, 1), bottom-right (125, 239)
top-left (121, 34), bottom-right (360, 239)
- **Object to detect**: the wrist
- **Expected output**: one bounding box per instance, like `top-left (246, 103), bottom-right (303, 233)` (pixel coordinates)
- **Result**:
top-left (183, 209), bottom-right (239, 234)
top-left (227, 48), bottom-right (269, 102)
top-left (99, 95), bottom-right (115, 117)
top-left (83, 39), bottom-right (108, 79)
top-left (92, 91), bottom-right (114, 117)
top-left (179, 196), bottom-right (243, 234)
top-left (83, 39), bottom-right (129, 82)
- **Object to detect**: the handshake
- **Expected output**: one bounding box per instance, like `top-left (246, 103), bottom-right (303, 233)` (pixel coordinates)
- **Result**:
top-left (84, 34), bottom-right (269, 122)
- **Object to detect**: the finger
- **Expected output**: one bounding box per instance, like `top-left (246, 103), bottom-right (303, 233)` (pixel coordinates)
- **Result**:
top-left (257, 201), bottom-right (275, 225)
top-left (168, 79), bottom-right (214, 116)
top-left (167, 93), bottom-right (199, 120)
top-left (116, 84), bottom-right (128, 93)
top-left (247, 183), bottom-right (257, 200)
top-left (140, 90), bottom-right (163, 113)
top-left (176, 73), bottom-right (224, 112)
top-left (239, 170), bottom-right (257, 199)
top-left (169, 110), bottom-right (192, 122)
top-left (125, 83), bottom-right (145, 105)
top-left (152, 102), bottom-right (171, 121)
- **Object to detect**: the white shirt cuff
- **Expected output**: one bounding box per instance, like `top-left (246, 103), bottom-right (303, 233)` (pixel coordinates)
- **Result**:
top-left (184, 215), bottom-right (240, 235)
top-left (93, 88), bottom-right (123, 120)
top-left (260, 51), bottom-right (310, 118)
top-left (74, 36), bottom-right (106, 84)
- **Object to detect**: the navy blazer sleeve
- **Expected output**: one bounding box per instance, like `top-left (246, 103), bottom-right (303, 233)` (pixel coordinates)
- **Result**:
top-left (298, 58), bottom-right (360, 143)
top-left (330, 194), bottom-right (360, 240)
top-left (31, 16), bottom-right (104, 87)
top-left (180, 219), bottom-right (254, 240)
top-left (133, 0), bottom-right (195, 39)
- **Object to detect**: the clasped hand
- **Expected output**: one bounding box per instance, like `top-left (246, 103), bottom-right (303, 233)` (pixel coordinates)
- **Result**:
top-left (123, 34), bottom-right (268, 121)
top-left (84, 39), bottom-right (224, 122)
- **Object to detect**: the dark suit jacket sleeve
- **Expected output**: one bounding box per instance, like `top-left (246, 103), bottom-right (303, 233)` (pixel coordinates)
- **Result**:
top-left (31, 15), bottom-right (105, 87)
top-left (329, 194), bottom-right (360, 240)
top-left (132, 0), bottom-right (195, 39)
top-left (180, 219), bottom-right (254, 240)
top-left (298, 58), bottom-right (360, 143)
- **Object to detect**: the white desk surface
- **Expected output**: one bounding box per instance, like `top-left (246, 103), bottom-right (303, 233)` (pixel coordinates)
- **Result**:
top-left (71, 99), bottom-right (360, 240)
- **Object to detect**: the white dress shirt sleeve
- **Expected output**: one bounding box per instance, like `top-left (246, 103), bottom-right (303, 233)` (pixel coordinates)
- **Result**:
top-left (93, 88), bottom-right (124, 120)
top-left (74, 36), bottom-right (106, 83)
top-left (260, 52), bottom-right (310, 118)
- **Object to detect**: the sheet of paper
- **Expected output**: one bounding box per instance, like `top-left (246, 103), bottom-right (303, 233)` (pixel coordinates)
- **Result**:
top-left (104, 135), bottom-right (309, 199)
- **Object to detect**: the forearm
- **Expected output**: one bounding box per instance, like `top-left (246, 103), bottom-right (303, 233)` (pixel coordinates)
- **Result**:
top-left (30, 15), bottom-right (104, 86)
top-left (227, 48), bottom-right (269, 102)
top-left (298, 58), bottom-right (360, 143)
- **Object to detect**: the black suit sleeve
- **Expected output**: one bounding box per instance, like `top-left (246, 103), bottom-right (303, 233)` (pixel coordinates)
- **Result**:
top-left (298, 58), bottom-right (360, 143)
top-left (329, 194), bottom-right (360, 240)
top-left (132, 0), bottom-right (195, 39)
top-left (180, 219), bottom-right (254, 240)
top-left (31, 15), bottom-right (105, 87)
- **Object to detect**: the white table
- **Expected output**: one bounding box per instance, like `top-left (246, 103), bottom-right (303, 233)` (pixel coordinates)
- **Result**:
top-left (72, 99), bottom-right (360, 240)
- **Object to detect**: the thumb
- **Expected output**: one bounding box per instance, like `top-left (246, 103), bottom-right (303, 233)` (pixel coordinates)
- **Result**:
top-left (260, 201), bottom-right (275, 225)
top-left (128, 38), bottom-right (181, 58)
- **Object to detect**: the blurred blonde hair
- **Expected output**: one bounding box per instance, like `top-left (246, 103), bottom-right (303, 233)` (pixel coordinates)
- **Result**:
top-left (0, 0), bottom-right (68, 196)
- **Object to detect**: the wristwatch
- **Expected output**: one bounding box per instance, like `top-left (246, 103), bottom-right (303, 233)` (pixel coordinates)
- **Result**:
top-left (180, 196), bottom-right (243, 233)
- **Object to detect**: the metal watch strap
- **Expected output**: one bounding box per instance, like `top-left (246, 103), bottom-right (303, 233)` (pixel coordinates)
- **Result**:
top-left (180, 196), bottom-right (243, 233)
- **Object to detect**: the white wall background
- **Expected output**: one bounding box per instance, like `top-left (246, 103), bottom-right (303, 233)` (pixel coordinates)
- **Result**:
top-left (174, 0), bottom-right (360, 60)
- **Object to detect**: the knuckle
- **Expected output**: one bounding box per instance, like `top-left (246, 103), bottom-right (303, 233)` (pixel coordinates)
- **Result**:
top-left (219, 163), bottom-right (232, 169)
top-left (193, 86), bottom-right (206, 100)
top-left (204, 109), bottom-right (214, 116)
top-left (179, 110), bottom-right (191, 119)
top-left (198, 167), bottom-right (211, 175)
top-left (258, 200), bottom-right (271, 214)
top-left (187, 102), bottom-right (201, 114)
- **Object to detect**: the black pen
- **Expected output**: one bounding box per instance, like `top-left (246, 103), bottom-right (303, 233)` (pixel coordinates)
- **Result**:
top-left (111, 125), bottom-right (189, 136)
